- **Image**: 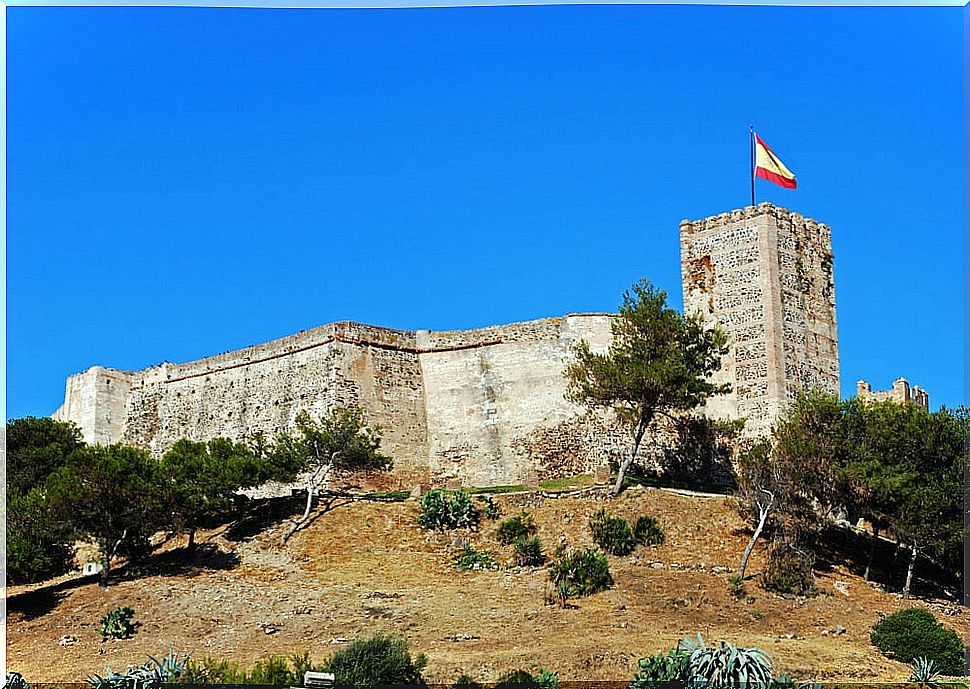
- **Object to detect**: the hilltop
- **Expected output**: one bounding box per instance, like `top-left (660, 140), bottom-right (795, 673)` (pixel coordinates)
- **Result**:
top-left (7, 484), bottom-right (967, 683)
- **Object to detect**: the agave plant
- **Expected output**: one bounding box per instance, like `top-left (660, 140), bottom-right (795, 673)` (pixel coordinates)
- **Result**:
top-left (86, 647), bottom-right (191, 689)
top-left (4, 672), bottom-right (28, 689)
top-left (678, 633), bottom-right (773, 688)
top-left (909, 657), bottom-right (940, 686)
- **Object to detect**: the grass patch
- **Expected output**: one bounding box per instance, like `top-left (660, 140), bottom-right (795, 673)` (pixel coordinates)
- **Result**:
top-left (538, 474), bottom-right (595, 491)
top-left (467, 484), bottom-right (527, 495)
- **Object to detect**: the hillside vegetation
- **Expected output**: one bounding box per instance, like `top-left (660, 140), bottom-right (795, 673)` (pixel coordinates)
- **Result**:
top-left (7, 485), bottom-right (966, 683)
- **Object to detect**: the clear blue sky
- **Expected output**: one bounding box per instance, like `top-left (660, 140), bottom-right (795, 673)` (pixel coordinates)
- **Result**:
top-left (6, 4), bottom-right (965, 420)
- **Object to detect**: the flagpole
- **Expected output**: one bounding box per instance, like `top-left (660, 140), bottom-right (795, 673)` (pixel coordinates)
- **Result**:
top-left (749, 125), bottom-right (756, 207)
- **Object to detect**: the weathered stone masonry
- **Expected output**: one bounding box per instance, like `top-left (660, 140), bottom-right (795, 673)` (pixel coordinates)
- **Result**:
top-left (54, 315), bottom-right (616, 486)
top-left (680, 203), bottom-right (840, 436)
top-left (54, 204), bottom-right (840, 483)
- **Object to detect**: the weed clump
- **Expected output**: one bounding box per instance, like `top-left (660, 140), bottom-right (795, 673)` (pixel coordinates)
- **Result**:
top-left (497, 513), bottom-right (537, 545)
top-left (549, 548), bottom-right (612, 602)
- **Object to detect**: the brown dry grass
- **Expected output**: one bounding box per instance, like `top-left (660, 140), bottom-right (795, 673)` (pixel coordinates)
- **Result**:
top-left (7, 486), bottom-right (967, 683)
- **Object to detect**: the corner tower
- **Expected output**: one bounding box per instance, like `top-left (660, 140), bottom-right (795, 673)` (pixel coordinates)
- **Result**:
top-left (680, 203), bottom-right (839, 436)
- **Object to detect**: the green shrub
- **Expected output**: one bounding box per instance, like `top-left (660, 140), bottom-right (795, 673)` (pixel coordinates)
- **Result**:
top-left (871, 608), bottom-right (965, 675)
top-left (728, 574), bottom-right (746, 601)
top-left (514, 535), bottom-right (546, 567)
top-left (324, 634), bottom-right (427, 686)
top-left (497, 513), bottom-right (536, 545)
top-left (99, 606), bottom-right (136, 641)
top-left (549, 548), bottom-right (613, 602)
top-left (177, 651), bottom-right (321, 685)
top-left (494, 670), bottom-right (539, 689)
top-left (631, 635), bottom-right (773, 689)
top-left (629, 650), bottom-right (691, 688)
top-left (454, 673), bottom-right (483, 689)
top-left (476, 495), bottom-right (502, 520)
top-left (589, 509), bottom-right (636, 556)
top-left (632, 515), bottom-right (665, 546)
top-left (762, 543), bottom-right (815, 596)
top-left (453, 545), bottom-right (497, 571)
top-left (418, 489), bottom-right (480, 530)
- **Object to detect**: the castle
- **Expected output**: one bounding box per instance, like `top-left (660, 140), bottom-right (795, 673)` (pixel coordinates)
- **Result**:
top-left (53, 203), bottom-right (840, 485)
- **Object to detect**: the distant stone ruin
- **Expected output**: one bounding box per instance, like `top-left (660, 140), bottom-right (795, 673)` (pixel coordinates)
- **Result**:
top-left (54, 203), bottom-right (841, 484)
top-left (857, 378), bottom-right (929, 411)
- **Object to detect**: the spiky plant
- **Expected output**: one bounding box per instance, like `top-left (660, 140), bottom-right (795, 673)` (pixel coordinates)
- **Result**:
top-left (678, 633), bottom-right (773, 688)
top-left (909, 657), bottom-right (941, 686)
top-left (4, 672), bottom-right (28, 689)
top-left (86, 647), bottom-right (191, 689)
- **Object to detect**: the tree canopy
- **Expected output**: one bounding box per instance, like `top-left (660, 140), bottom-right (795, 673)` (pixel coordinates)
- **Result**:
top-left (565, 279), bottom-right (729, 495)
top-left (45, 443), bottom-right (164, 587)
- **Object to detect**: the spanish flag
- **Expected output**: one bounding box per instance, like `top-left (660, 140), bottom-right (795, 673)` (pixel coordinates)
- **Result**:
top-left (754, 133), bottom-right (797, 189)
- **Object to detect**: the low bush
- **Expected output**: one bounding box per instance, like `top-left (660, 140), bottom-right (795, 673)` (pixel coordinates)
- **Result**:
top-left (549, 548), bottom-right (612, 602)
top-left (418, 489), bottom-right (480, 530)
top-left (494, 670), bottom-right (539, 689)
top-left (589, 509), bottom-right (636, 556)
top-left (99, 606), bottom-right (136, 641)
top-left (629, 650), bottom-right (691, 688)
top-left (497, 513), bottom-right (536, 545)
top-left (514, 535), bottom-right (546, 567)
top-left (178, 651), bottom-right (320, 685)
top-left (476, 495), bottom-right (501, 520)
top-left (728, 574), bottom-right (746, 601)
top-left (633, 515), bottom-right (665, 546)
top-left (871, 608), bottom-right (965, 676)
top-left (453, 545), bottom-right (497, 571)
top-left (454, 673), bottom-right (483, 689)
top-left (324, 634), bottom-right (427, 686)
top-left (762, 543), bottom-right (815, 596)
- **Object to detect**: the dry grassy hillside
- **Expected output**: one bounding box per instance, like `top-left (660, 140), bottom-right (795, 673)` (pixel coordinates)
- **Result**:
top-left (7, 485), bottom-right (967, 683)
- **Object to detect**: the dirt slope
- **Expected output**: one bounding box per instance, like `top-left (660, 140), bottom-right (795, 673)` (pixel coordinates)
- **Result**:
top-left (7, 486), bottom-right (967, 683)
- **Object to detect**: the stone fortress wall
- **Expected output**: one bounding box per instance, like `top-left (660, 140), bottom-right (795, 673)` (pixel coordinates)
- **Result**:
top-left (54, 203), bottom-right (840, 484)
top-left (54, 315), bottom-right (617, 485)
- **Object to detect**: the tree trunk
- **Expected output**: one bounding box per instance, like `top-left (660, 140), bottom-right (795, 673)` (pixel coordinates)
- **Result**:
top-left (99, 539), bottom-right (111, 588)
top-left (612, 420), bottom-right (647, 497)
top-left (187, 528), bottom-right (196, 554)
top-left (902, 543), bottom-right (918, 599)
top-left (282, 484), bottom-right (316, 544)
top-left (863, 522), bottom-right (880, 582)
top-left (737, 496), bottom-right (772, 581)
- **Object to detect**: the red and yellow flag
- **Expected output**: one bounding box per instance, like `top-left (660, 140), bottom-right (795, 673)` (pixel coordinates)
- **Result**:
top-left (754, 133), bottom-right (797, 189)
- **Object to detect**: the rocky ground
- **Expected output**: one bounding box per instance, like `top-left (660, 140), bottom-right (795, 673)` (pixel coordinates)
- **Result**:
top-left (7, 485), bottom-right (967, 683)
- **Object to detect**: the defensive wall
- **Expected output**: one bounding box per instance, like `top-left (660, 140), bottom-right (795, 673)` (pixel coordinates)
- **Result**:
top-left (54, 315), bottom-right (624, 486)
top-left (54, 203), bottom-right (841, 484)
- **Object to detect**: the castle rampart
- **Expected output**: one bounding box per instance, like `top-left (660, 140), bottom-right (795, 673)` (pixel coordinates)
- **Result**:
top-left (54, 314), bottom-right (617, 485)
top-left (54, 204), bottom-right (841, 484)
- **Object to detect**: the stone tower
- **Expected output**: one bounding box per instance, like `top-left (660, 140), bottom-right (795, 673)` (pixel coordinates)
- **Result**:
top-left (680, 203), bottom-right (840, 436)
